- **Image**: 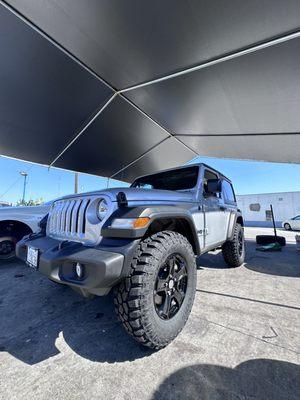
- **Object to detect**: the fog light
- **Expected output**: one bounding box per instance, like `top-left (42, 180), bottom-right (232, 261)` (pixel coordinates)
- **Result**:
top-left (75, 262), bottom-right (84, 279)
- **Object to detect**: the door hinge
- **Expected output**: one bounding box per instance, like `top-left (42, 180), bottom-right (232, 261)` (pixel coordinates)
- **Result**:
top-left (198, 228), bottom-right (208, 236)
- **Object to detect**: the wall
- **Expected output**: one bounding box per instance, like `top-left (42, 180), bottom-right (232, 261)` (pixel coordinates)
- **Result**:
top-left (236, 191), bottom-right (300, 227)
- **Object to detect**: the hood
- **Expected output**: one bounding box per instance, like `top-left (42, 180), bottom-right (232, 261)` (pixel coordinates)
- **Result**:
top-left (0, 204), bottom-right (51, 220)
top-left (0, 204), bottom-right (50, 213)
top-left (59, 187), bottom-right (196, 203)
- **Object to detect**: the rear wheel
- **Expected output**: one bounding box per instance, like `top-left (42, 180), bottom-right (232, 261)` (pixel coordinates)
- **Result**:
top-left (0, 236), bottom-right (16, 261)
top-left (222, 223), bottom-right (245, 268)
top-left (114, 231), bottom-right (197, 349)
top-left (284, 223), bottom-right (291, 231)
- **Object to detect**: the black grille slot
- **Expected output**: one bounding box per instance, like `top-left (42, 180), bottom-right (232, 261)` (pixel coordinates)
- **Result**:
top-left (82, 200), bottom-right (90, 233)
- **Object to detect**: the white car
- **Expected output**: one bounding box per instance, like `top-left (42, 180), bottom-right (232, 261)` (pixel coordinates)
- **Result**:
top-left (282, 215), bottom-right (300, 231)
top-left (0, 202), bottom-right (51, 260)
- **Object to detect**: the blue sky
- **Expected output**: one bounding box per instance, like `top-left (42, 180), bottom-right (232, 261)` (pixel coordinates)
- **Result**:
top-left (0, 155), bottom-right (299, 204)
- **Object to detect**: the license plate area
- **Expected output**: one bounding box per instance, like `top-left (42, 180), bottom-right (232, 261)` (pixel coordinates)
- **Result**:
top-left (27, 247), bottom-right (39, 269)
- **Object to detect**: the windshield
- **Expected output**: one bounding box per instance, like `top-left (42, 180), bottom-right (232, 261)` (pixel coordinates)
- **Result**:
top-left (131, 166), bottom-right (199, 191)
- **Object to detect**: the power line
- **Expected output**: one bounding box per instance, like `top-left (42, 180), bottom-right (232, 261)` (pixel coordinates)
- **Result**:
top-left (0, 157), bottom-right (34, 200)
top-left (0, 175), bottom-right (23, 199)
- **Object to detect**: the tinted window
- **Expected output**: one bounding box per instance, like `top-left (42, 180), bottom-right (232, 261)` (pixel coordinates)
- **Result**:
top-left (204, 169), bottom-right (218, 181)
top-left (203, 169), bottom-right (221, 197)
top-left (131, 166), bottom-right (199, 191)
top-left (222, 180), bottom-right (236, 203)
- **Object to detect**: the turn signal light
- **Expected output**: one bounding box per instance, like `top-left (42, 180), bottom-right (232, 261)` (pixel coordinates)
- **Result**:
top-left (111, 217), bottom-right (150, 229)
top-left (133, 217), bottom-right (150, 229)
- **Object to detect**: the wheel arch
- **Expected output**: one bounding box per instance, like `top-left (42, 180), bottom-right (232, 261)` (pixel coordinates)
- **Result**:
top-left (144, 214), bottom-right (200, 256)
top-left (236, 215), bottom-right (244, 227)
top-left (227, 213), bottom-right (244, 241)
top-left (0, 219), bottom-right (33, 240)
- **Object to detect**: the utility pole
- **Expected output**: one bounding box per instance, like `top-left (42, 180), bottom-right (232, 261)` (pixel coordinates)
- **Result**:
top-left (20, 171), bottom-right (28, 203)
top-left (74, 172), bottom-right (79, 194)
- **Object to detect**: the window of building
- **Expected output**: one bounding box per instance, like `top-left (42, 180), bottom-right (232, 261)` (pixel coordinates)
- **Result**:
top-left (265, 210), bottom-right (272, 221)
top-left (249, 203), bottom-right (261, 212)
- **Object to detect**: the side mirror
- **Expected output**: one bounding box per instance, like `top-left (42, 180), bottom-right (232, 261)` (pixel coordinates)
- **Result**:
top-left (205, 179), bottom-right (222, 195)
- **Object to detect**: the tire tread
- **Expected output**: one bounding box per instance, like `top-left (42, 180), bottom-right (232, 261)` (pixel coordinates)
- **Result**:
top-left (222, 223), bottom-right (245, 268)
top-left (114, 231), bottom-right (196, 349)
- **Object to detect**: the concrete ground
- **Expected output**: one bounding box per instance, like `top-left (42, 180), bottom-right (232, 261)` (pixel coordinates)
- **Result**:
top-left (0, 227), bottom-right (299, 400)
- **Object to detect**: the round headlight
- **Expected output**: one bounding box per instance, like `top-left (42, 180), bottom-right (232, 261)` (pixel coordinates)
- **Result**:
top-left (98, 198), bottom-right (108, 221)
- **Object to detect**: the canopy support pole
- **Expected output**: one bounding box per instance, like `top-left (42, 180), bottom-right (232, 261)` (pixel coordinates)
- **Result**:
top-left (119, 31), bottom-right (300, 94)
top-left (49, 93), bottom-right (118, 167)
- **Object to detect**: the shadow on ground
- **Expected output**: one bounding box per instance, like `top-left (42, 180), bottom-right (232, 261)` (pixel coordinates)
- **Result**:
top-left (198, 240), bottom-right (300, 278)
top-left (0, 263), bottom-right (153, 365)
top-left (1, 235), bottom-right (299, 366)
top-left (245, 243), bottom-right (300, 277)
top-left (152, 359), bottom-right (300, 400)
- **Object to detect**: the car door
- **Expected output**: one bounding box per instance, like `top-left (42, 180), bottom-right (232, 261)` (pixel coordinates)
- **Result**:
top-left (191, 202), bottom-right (205, 251)
top-left (202, 169), bottom-right (230, 249)
top-left (292, 216), bottom-right (300, 230)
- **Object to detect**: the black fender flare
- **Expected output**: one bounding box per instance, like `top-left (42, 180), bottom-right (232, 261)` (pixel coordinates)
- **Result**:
top-left (227, 211), bottom-right (244, 241)
top-left (101, 205), bottom-right (200, 255)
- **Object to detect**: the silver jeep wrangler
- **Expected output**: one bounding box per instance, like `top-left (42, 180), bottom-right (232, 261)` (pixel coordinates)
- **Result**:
top-left (17, 163), bottom-right (245, 349)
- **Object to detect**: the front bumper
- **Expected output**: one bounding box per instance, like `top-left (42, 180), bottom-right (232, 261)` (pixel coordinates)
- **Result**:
top-left (16, 235), bottom-right (125, 296)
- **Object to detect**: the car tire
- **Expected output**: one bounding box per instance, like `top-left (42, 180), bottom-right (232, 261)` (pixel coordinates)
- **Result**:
top-left (222, 223), bottom-right (245, 268)
top-left (114, 231), bottom-right (197, 349)
top-left (256, 235), bottom-right (286, 246)
top-left (0, 236), bottom-right (16, 262)
top-left (284, 223), bottom-right (291, 231)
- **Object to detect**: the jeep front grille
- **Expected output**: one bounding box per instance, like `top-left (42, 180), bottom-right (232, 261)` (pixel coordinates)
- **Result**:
top-left (47, 197), bottom-right (91, 241)
top-left (49, 198), bottom-right (91, 238)
top-left (47, 195), bottom-right (112, 245)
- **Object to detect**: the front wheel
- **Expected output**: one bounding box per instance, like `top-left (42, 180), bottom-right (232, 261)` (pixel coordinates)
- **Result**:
top-left (114, 231), bottom-right (197, 349)
top-left (222, 223), bottom-right (245, 268)
top-left (284, 223), bottom-right (291, 231)
top-left (0, 236), bottom-right (16, 261)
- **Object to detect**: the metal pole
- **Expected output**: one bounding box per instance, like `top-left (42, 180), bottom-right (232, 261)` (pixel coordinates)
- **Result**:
top-left (20, 171), bottom-right (28, 203)
top-left (22, 175), bottom-right (27, 202)
top-left (270, 204), bottom-right (277, 238)
top-left (49, 94), bottom-right (118, 167)
top-left (119, 31), bottom-right (300, 94)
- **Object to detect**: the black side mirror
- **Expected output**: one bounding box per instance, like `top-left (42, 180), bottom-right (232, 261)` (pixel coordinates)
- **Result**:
top-left (205, 179), bottom-right (222, 195)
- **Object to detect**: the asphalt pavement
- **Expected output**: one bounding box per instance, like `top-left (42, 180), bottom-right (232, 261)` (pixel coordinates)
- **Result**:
top-left (0, 227), bottom-right (299, 399)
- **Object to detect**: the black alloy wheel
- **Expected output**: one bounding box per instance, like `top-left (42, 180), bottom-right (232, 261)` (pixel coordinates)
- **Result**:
top-left (154, 254), bottom-right (188, 320)
top-left (0, 238), bottom-right (15, 260)
top-left (238, 230), bottom-right (244, 257)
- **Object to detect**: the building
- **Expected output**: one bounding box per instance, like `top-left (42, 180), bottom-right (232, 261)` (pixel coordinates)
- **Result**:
top-left (236, 191), bottom-right (300, 227)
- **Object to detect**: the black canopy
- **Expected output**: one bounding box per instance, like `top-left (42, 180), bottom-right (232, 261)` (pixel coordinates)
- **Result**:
top-left (1, 1), bottom-right (300, 181)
